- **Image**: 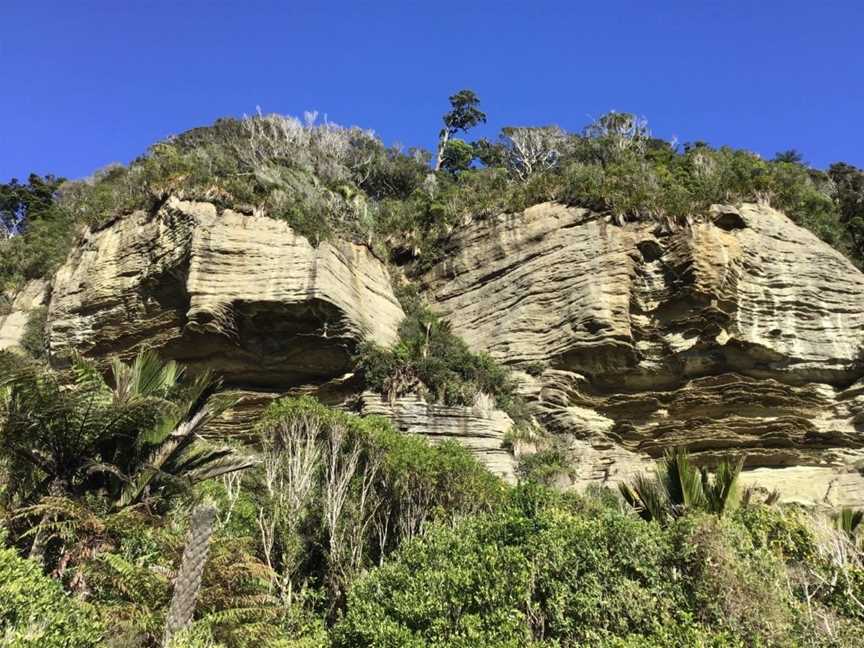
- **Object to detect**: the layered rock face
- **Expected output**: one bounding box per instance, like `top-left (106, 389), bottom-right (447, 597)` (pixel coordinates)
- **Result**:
top-left (47, 197), bottom-right (404, 386)
top-left (360, 391), bottom-right (516, 481)
top-left (0, 280), bottom-right (47, 352)
top-left (44, 198), bottom-right (515, 476)
top-left (41, 197), bottom-right (864, 504)
top-left (422, 202), bottom-right (864, 506)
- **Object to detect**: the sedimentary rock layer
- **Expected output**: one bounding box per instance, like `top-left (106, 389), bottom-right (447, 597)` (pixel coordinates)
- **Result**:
top-left (360, 391), bottom-right (516, 481)
top-left (422, 202), bottom-right (864, 505)
top-left (47, 197), bottom-right (404, 387)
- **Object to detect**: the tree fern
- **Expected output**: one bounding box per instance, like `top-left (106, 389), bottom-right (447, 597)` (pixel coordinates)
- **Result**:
top-left (164, 502), bottom-right (218, 645)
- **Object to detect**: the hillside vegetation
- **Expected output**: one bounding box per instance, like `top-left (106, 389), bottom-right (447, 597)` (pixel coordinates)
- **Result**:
top-left (2, 349), bottom-right (864, 646)
top-left (3, 93), bottom-right (864, 296)
top-left (3, 94), bottom-right (864, 646)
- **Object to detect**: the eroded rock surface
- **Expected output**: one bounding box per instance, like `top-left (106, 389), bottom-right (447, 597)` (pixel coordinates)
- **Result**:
top-left (0, 280), bottom-right (47, 351)
top-left (360, 391), bottom-right (516, 481)
top-left (48, 197), bottom-right (404, 387)
top-left (423, 202), bottom-right (864, 505)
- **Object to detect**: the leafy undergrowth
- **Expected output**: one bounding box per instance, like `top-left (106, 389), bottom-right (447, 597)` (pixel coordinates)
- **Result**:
top-left (1, 374), bottom-right (864, 645)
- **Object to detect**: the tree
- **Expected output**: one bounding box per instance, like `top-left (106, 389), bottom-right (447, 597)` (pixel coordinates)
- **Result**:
top-left (0, 174), bottom-right (64, 239)
top-left (773, 149), bottom-right (805, 165)
top-left (619, 447), bottom-right (744, 524)
top-left (439, 138), bottom-right (475, 174)
top-left (163, 502), bottom-right (219, 645)
top-left (433, 89), bottom-right (486, 171)
top-left (501, 125), bottom-right (567, 180)
top-left (828, 162), bottom-right (864, 259)
top-left (583, 111), bottom-right (650, 165)
top-left (0, 349), bottom-right (253, 513)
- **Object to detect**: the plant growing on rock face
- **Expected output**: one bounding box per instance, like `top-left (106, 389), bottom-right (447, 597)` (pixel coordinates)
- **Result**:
top-left (835, 507), bottom-right (864, 545)
top-left (619, 447), bottom-right (744, 524)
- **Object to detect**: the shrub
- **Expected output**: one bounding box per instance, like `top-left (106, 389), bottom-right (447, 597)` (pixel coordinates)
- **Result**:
top-left (735, 504), bottom-right (817, 562)
top-left (254, 396), bottom-right (504, 608)
top-left (355, 286), bottom-right (525, 418)
top-left (332, 486), bottom-right (685, 647)
top-left (20, 306), bottom-right (47, 359)
top-left (0, 543), bottom-right (104, 647)
top-left (669, 514), bottom-right (798, 644)
top-left (516, 447), bottom-right (572, 486)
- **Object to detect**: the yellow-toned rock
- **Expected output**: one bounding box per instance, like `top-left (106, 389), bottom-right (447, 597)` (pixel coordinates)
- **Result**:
top-left (423, 202), bottom-right (864, 505)
top-left (48, 197), bottom-right (404, 387)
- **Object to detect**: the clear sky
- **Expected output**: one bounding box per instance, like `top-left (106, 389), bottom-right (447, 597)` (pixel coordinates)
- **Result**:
top-left (1, 0), bottom-right (862, 182)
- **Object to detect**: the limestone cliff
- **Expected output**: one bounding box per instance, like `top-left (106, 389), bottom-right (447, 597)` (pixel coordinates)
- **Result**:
top-left (422, 202), bottom-right (864, 505)
top-left (22, 197), bottom-right (864, 505)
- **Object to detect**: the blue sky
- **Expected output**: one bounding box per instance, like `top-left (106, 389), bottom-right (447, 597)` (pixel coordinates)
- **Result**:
top-left (1, 0), bottom-right (862, 182)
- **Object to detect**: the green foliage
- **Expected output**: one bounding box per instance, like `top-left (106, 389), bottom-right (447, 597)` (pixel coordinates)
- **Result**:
top-left (254, 396), bottom-right (503, 607)
top-left (829, 162), bottom-right (864, 260)
top-left (6, 109), bottom-right (864, 294)
top-left (619, 448), bottom-right (744, 524)
top-left (441, 90), bottom-right (487, 136)
top-left (332, 486), bottom-right (819, 647)
top-left (0, 174), bottom-right (73, 291)
top-left (440, 139), bottom-right (476, 175)
top-left (516, 447), bottom-right (572, 486)
top-left (0, 543), bottom-right (103, 647)
top-left (20, 306), bottom-right (47, 359)
top-left (735, 504), bottom-right (816, 562)
top-left (0, 349), bottom-right (252, 517)
top-left (835, 507), bottom-right (864, 543)
top-left (669, 514), bottom-right (798, 644)
top-left (356, 286), bottom-right (525, 417)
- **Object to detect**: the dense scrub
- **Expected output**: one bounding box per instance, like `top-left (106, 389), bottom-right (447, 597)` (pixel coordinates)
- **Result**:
top-left (3, 353), bottom-right (864, 646)
top-left (0, 535), bottom-right (104, 647)
top-left (3, 105), bottom-right (864, 294)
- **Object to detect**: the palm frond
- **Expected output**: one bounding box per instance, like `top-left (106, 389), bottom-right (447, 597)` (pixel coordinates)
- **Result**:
top-left (659, 447), bottom-right (706, 512)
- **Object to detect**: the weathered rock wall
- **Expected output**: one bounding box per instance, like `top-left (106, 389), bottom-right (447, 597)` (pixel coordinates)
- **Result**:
top-left (43, 198), bottom-right (515, 477)
top-left (47, 197), bottom-right (404, 387)
top-left (0, 280), bottom-right (47, 352)
top-left (422, 202), bottom-right (864, 505)
top-left (40, 197), bottom-right (864, 504)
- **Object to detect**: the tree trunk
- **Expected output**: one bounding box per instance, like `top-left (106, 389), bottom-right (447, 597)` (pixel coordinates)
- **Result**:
top-left (28, 476), bottom-right (66, 565)
top-left (163, 502), bottom-right (218, 645)
top-left (434, 129), bottom-right (450, 172)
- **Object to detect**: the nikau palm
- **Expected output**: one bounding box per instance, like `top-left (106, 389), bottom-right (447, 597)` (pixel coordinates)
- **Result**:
top-left (0, 348), bottom-right (254, 513)
top-left (619, 447), bottom-right (745, 524)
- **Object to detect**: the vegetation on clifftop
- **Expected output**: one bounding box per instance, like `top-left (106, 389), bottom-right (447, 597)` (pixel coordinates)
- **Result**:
top-left (3, 92), bottom-right (864, 294)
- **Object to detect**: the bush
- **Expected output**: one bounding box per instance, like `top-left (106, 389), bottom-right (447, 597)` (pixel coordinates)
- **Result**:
top-left (0, 544), bottom-right (104, 647)
top-left (20, 306), bottom-right (47, 359)
top-left (333, 487), bottom-right (684, 647)
top-left (669, 514), bottom-right (798, 644)
top-left (355, 286), bottom-right (524, 417)
top-left (254, 396), bottom-right (504, 608)
top-left (735, 504), bottom-right (817, 562)
top-left (332, 486), bottom-right (847, 647)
